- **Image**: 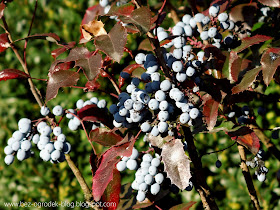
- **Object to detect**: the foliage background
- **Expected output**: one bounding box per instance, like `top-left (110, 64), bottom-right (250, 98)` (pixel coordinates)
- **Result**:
top-left (0, 0), bottom-right (280, 209)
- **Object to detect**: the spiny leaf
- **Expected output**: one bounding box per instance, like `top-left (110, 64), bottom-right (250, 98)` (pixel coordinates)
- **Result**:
top-left (169, 201), bottom-right (197, 210)
top-left (261, 48), bottom-right (280, 86)
top-left (78, 104), bottom-right (113, 129)
top-left (101, 169), bottom-right (121, 210)
top-left (0, 33), bottom-right (9, 53)
top-left (233, 35), bottom-right (272, 53)
top-left (0, 69), bottom-right (30, 81)
top-left (227, 127), bottom-right (260, 154)
top-left (95, 23), bottom-right (127, 63)
top-left (203, 95), bottom-right (220, 131)
top-left (81, 20), bottom-right (107, 42)
top-left (231, 66), bottom-right (262, 94)
top-left (161, 139), bottom-right (191, 190)
top-left (90, 128), bottom-right (123, 146)
top-left (46, 70), bottom-right (79, 102)
top-left (92, 134), bottom-right (136, 201)
top-left (51, 41), bottom-right (76, 59)
top-left (76, 53), bottom-right (102, 81)
top-left (258, 0), bottom-right (280, 7)
top-left (107, 3), bottom-right (135, 16)
top-left (119, 7), bottom-right (152, 34)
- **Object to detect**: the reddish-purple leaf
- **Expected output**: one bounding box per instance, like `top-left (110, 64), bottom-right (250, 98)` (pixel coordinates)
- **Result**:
top-left (138, 38), bottom-right (153, 51)
top-left (90, 128), bottom-right (123, 146)
top-left (51, 41), bottom-right (76, 59)
top-left (53, 61), bottom-right (75, 71)
top-left (229, 51), bottom-right (241, 82)
top-left (0, 33), bottom-right (9, 53)
top-left (169, 201), bottom-right (197, 210)
top-left (85, 77), bottom-right (101, 91)
top-left (118, 64), bottom-right (144, 88)
top-left (230, 3), bottom-right (257, 34)
top-left (0, 2), bottom-right (5, 19)
top-left (81, 5), bottom-right (104, 25)
top-left (119, 7), bottom-right (152, 34)
top-left (233, 35), bottom-right (272, 53)
top-left (258, 0), bottom-right (280, 7)
top-left (95, 23), bottom-right (127, 63)
top-left (227, 127), bottom-right (260, 154)
top-left (92, 134), bottom-right (136, 201)
top-left (231, 66), bottom-right (262, 94)
top-left (161, 139), bottom-right (191, 190)
top-left (203, 96), bottom-right (220, 131)
top-left (76, 53), bottom-right (102, 81)
top-left (101, 169), bottom-right (121, 210)
top-left (46, 70), bottom-right (79, 102)
top-left (78, 104), bottom-right (113, 128)
top-left (0, 69), bottom-right (30, 81)
top-left (202, 0), bottom-right (230, 16)
top-left (106, 3), bottom-right (135, 16)
top-left (261, 48), bottom-right (280, 86)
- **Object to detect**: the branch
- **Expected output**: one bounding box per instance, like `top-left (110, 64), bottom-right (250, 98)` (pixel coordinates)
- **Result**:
top-left (237, 145), bottom-right (261, 210)
top-left (200, 142), bottom-right (236, 158)
top-left (182, 126), bottom-right (219, 210)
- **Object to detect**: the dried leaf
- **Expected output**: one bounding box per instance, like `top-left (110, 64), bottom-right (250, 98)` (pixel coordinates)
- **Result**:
top-left (261, 48), bottom-right (280, 86)
top-left (0, 69), bottom-right (30, 81)
top-left (81, 20), bottom-right (107, 42)
top-left (233, 35), bottom-right (272, 53)
top-left (90, 128), bottom-right (123, 146)
top-left (95, 23), bottom-right (127, 63)
top-left (161, 139), bottom-right (191, 190)
top-left (227, 127), bottom-right (260, 154)
top-left (92, 134), bottom-right (136, 201)
top-left (258, 0), bottom-right (280, 7)
top-left (231, 66), bottom-right (262, 94)
top-left (148, 133), bottom-right (172, 148)
top-left (46, 70), bottom-right (79, 102)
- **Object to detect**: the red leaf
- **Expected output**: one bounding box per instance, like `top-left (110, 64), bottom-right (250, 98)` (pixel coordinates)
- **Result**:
top-left (90, 128), bottom-right (123, 146)
top-left (261, 48), bottom-right (280, 86)
top-left (202, 0), bottom-right (231, 16)
top-left (51, 41), bottom-right (76, 59)
top-left (227, 127), bottom-right (260, 154)
top-left (46, 70), bottom-right (79, 102)
top-left (101, 169), bottom-right (121, 210)
top-left (229, 51), bottom-right (241, 82)
top-left (230, 3), bottom-right (257, 33)
top-left (119, 7), bottom-right (152, 34)
top-left (258, 0), bottom-right (280, 7)
top-left (118, 64), bottom-right (144, 88)
top-left (0, 2), bottom-right (6, 19)
top-left (76, 52), bottom-right (102, 81)
top-left (54, 61), bottom-right (75, 71)
top-left (95, 23), bottom-right (127, 63)
top-left (169, 201), bottom-right (197, 210)
top-left (0, 69), bottom-right (30, 81)
top-left (203, 96), bottom-right (220, 131)
top-left (233, 35), bottom-right (272, 53)
top-left (0, 33), bottom-right (9, 53)
top-left (231, 66), bottom-right (262, 94)
top-left (92, 134), bottom-right (136, 201)
top-left (77, 104), bottom-right (113, 129)
top-left (81, 5), bottom-right (104, 25)
top-left (106, 3), bottom-right (135, 16)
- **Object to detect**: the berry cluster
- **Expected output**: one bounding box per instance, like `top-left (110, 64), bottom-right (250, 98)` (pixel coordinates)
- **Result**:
top-left (131, 153), bottom-right (164, 202)
top-left (116, 147), bottom-right (139, 171)
top-left (246, 149), bottom-right (268, 182)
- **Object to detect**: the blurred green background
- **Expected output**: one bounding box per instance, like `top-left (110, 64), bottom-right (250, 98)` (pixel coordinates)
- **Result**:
top-left (0, 0), bottom-right (280, 209)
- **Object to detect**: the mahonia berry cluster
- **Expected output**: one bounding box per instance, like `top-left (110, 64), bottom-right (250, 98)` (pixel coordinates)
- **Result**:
top-left (4, 96), bottom-right (108, 165)
top-left (246, 149), bottom-right (268, 182)
top-left (116, 147), bottom-right (139, 171)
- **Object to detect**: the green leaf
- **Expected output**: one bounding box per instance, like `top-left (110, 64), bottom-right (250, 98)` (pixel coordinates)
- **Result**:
top-left (231, 66), bottom-right (262, 94)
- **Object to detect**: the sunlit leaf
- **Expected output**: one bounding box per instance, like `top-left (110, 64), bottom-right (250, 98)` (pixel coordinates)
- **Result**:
top-left (0, 69), bottom-right (30, 81)
top-left (258, 0), bottom-right (280, 7)
top-left (202, 95), bottom-right (220, 131)
top-left (233, 35), bottom-right (272, 53)
top-left (90, 128), bottom-right (123, 146)
top-left (261, 48), bottom-right (280, 86)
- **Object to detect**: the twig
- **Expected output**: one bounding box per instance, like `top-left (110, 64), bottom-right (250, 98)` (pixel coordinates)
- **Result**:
top-left (200, 142), bottom-right (237, 158)
top-left (237, 145), bottom-right (261, 210)
top-left (182, 126), bottom-right (218, 210)
top-left (107, 73), bottom-right (121, 95)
